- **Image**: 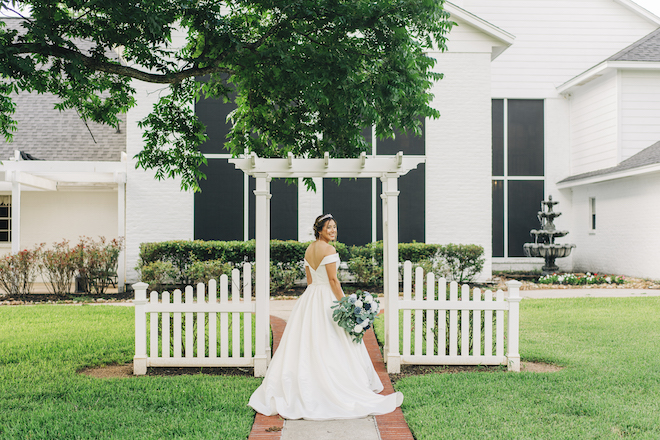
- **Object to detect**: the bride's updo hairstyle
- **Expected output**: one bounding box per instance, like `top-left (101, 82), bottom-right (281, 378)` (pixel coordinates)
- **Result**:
top-left (314, 213), bottom-right (337, 239)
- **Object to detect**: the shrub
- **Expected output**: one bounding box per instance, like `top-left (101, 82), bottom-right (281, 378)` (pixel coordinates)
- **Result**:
top-left (439, 243), bottom-right (485, 284)
top-left (186, 260), bottom-right (234, 285)
top-left (74, 237), bottom-right (123, 295)
top-left (41, 241), bottom-right (78, 297)
top-left (347, 256), bottom-right (383, 286)
top-left (138, 261), bottom-right (178, 291)
top-left (0, 245), bottom-right (43, 297)
top-left (270, 261), bottom-right (304, 293)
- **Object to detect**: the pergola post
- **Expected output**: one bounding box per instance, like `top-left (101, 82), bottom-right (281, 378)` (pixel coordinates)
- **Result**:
top-left (253, 173), bottom-right (271, 376)
top-left (380, 177), bottom-right (389, 361)
top-left (383, 174), bottom-right (401, 373)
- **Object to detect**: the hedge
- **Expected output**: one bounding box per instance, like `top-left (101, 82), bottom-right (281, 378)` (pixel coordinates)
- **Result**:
top-left (138, 240), bottom-right (485, 285)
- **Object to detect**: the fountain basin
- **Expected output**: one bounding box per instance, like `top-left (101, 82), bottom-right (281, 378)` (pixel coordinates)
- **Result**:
top-left (530, 229), bottom-right (569, 239)
top-left (523, 243), bottom-right (576, 259)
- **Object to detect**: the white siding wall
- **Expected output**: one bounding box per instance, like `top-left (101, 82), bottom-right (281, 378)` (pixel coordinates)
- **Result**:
top-left (463, 0), bottom-right (658, 98)
top-left (298, 178), bottom-right (323, 242)
top-left (16, 190), bottom-right (118, 250)
top-left (427, 27), bottom-right (494, 280)
top-left (569, 173), bottom-right (660, 279)
top-left (125, 29), bottom-right (194, 283)
top-left (569, 71), bottom-right (619, 175)
top-left (621, 69), bottom-right (660, 161)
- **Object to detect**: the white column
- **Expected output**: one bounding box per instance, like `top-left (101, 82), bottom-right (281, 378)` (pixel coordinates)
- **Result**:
top-left (380, 176), bottom-right (389, 361)
top-left (11, 178), bottom-right (21, 255)
top-left (384, 174), bottom-right (401, 374)
top-left (506, 280), bottom-right (522, 372)
top-left (117, 174), bottom-right (126, 293)
top-left (253, 174), bottom-right (271, 376)
top-left (132, 282), bottom-right (149, 375)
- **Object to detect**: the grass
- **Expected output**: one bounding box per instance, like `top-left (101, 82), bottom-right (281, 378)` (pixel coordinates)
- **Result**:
top-left (0, 305), bottom-right (261, 439)
top-left (375, 297), bottom-right (660, 439)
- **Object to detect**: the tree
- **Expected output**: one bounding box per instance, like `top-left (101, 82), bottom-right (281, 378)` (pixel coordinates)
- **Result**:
top-left (0, 0), bottom-right (452, 191)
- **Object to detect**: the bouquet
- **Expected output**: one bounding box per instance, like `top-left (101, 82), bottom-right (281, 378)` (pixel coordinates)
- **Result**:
top-left (331, 290), bottom-right (380, 343)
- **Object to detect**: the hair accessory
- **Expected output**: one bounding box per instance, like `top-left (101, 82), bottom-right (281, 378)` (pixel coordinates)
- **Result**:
top-left (319, 213), bottom-right (333, 221)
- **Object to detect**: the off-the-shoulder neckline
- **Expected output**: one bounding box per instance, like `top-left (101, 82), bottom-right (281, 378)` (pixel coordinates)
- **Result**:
top-left (304, 253), bottom-right (339, 271)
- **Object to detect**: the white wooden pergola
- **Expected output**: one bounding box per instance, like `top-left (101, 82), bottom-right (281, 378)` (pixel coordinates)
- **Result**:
top-left (228, 151), bottom-right (424, 374)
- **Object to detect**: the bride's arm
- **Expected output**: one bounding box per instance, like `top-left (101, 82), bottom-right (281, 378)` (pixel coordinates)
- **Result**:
top-left (305, 266), bottom-right (312, 285)
top-left (325, 262), bottom-right (344, 301)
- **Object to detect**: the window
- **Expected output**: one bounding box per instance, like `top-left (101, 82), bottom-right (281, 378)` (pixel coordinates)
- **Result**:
top-left (589, 197), bottom-right (596, 231)
top-left (0, 196), bottom-right (11, 242)
top-left (492, 99), bottom-right (544, 257)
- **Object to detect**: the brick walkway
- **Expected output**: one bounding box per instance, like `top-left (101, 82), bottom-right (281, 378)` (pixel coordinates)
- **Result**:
top-left (247, 315), bottom-right (413, 440)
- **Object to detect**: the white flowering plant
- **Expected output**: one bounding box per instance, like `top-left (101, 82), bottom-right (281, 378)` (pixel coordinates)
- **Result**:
top-left (331, 290), bottom-right (380, 343)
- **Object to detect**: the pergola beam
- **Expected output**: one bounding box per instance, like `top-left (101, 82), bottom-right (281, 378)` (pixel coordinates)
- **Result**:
top-left (227, 153), bottom-right (424, 178)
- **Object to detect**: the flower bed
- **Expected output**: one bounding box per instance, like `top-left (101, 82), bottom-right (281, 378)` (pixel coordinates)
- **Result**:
top-left (538, 272), bottom-right (625, 286)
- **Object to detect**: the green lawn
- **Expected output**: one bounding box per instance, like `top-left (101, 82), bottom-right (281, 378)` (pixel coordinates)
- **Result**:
top-left (0, 305), bottom-right (261, 439)
top-left (375, 297), bottom-right (660, 439)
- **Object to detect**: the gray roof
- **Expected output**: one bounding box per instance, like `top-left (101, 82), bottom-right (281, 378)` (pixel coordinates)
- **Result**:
top-left (558, 141), bottom-right (660, 183)
top-left (0, 18), bottom-right (126, 162)
top-left (607, 27), bottom-right (660, 62)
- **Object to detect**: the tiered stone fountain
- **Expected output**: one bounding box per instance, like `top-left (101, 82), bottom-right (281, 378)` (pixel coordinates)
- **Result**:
top-left (523, 195), bottom-right (576, 275)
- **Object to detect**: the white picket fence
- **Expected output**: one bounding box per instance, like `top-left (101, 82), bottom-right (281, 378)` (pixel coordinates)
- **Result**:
top-left (132, 263), bottom-right (264, 375)
top-left (385, 261), bottom-right (521, 373)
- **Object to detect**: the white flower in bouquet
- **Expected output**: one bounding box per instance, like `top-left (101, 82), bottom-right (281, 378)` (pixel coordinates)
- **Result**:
top-left (355, 299), bottom-right (363, 308)
top-left (361, 318), bottom-right (370, 328)
top-left (353, 324), bottom-right (363, 333)
top-left (348, 293), bottom-right (358, 304)
top-left (364, 293), bottom-right (373, 303)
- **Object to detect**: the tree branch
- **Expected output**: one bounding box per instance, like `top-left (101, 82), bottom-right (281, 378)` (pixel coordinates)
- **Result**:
top-left (10, 43), bottom-right (234, 83)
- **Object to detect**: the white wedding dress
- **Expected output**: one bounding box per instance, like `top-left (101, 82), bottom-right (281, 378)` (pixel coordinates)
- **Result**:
top-left (248, 253), bottom-right (403, 420)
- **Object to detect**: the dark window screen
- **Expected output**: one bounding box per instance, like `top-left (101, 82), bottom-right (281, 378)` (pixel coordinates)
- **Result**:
top-left (323, 178), bottom-right (371, 246)
top-left (269, 179), bottom-right (298, 240)
top-left (492, 180), bottom-right (504, 257)
top-left (195, 76), bottom-right (236, 154)
top-left (247, 178), bottom-right (298, 240)
top-left (507, 100), bottom-right (544, 176)
top-left (492, 99), bottom-right (504, 176)
top-left (377, 119), bottom-right (425, 156)
top-left (376, 165), bottom-right (425, 243)
top-left (194, 159), bottom-right (244, 240)
top-left (507, 180), bottom-right (544, 257)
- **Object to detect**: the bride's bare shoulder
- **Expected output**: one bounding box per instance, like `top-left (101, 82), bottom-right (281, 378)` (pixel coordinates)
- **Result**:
top-left (321, 243), bottom-right (337, 257)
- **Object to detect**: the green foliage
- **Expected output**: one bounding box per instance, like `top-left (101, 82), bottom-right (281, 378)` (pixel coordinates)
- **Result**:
top-left (0, 0), bottom-right (453, 191)
top-left (439, 243), bottom-right (485, 283)
top-left (41, 240), bottom-right (78, 297)
top-left (270, 261), bottom-right (304, 294)
top-left (0, 244), bottom-right (42, 297)
top-left (138, 260), bottom-right (178, 291)
top-left (347, 256), bottom-right (384, 286)
top-left (138, 240), bottom-right (485, 288)
top-left (73, 236), bottom-right (123, 295)
top-left (185, 260), bottom-right (234, 285)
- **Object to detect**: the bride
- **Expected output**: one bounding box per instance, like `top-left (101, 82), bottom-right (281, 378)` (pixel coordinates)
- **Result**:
top-left (248, 213), bottom-right (403, 420)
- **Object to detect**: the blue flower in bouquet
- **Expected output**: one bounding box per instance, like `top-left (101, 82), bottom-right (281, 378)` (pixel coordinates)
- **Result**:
top-left (331, 290), bottom-right (381, 343)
